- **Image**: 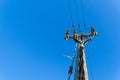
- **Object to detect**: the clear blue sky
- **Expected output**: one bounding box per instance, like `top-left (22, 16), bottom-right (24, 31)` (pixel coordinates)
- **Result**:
top-left (0, 0), bottom-right (120, 80)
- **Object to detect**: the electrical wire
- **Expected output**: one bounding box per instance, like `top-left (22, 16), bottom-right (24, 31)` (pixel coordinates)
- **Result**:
top-left (74, 0), bottom-right (80, 31)
top-left (67, 45), bottom-right (77, 80)
top-left (80, 0), bottom-right (86, 32)
top-left (68, 0), bottom-right (75, 28)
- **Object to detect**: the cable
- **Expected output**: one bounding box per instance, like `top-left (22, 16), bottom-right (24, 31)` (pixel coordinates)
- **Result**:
top-left (68, 0), bottom-right (75, 27)
top-left (67, 45), bottom-right (77, 80)
top-left (80, 0), bottom-right (86, 32)
top-left (74, 0), bottom-right (80, 31)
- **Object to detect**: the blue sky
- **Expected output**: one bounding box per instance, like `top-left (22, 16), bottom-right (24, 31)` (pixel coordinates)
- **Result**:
top-left (0, 0), bottom-right (120, 80)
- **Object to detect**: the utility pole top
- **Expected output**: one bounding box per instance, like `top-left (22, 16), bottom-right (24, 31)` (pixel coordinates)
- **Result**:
top-left (64, 26), bottom-right (98, 80)
top-left (64, 26), bottom-right (98, 44)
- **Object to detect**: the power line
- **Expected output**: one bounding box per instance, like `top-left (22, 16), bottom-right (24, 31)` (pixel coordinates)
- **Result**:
top-left (68, 0), bottom-right (75, 27)
top-left (80, 0), bottom-right (86, 32)
top-left (74, 0), bottom-right (80, 30)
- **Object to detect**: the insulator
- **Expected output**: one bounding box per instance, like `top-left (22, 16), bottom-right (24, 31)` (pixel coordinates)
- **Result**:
top-left (68, 66), bottom-right (73, 74)
top-left (94, 32), bottom-right (98, 36)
